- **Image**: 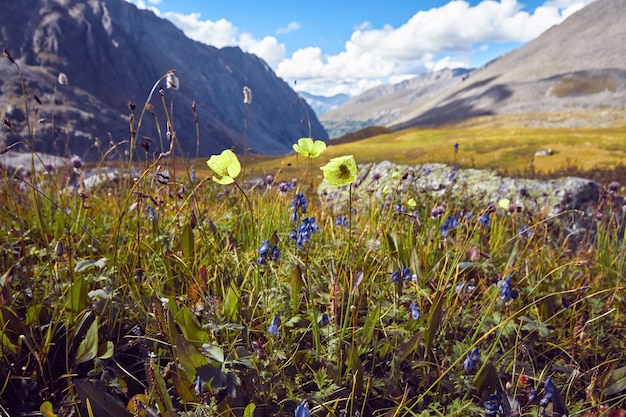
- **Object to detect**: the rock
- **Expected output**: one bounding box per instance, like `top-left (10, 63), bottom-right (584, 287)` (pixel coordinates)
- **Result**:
top-left (318, 161), bottom-right (601, 218)
top-left (534, 149), bottom-right (554, 157)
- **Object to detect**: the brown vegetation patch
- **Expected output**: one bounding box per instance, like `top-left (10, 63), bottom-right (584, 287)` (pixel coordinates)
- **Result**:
top-left (550, 73), bottom-right (619, 98)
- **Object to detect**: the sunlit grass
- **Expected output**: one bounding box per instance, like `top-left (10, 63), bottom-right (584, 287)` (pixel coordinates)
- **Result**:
top-left (1, 57), bottom-right (625, 417)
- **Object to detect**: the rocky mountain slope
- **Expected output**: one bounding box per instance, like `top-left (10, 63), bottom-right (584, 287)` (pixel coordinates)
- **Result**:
top-left (394, 0), bottom-right (626, 130)
top-left (0, 0), bottom-right (327, 160)
top-left (322, 0), bottom-right (625, 137)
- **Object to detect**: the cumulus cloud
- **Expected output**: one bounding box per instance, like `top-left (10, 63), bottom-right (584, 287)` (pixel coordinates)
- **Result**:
top-left (278, 0), bottom-right (596, 95)
top-left (276, 21), bottom-right (301, 34)
top-left (124, 0), bottom-right (595, 96)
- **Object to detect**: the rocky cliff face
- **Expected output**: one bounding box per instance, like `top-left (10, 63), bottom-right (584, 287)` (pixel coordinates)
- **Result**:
top-left (0, 0), bottom-right (327, 159)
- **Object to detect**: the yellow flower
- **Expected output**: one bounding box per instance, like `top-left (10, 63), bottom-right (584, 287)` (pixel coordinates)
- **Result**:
top-left (498, 198), bottom-right (511, 210)
top-left (407, 198), bottom-right (417, 208)
top-left (206, 149), bottom-right (241, 185)
top-left (293, 137), bottom-right (326, 158)
top-left (320, 155), bottom-right (357, 187)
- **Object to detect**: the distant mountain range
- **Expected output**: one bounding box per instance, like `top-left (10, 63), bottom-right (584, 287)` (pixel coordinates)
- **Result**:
top-left (0, 0), bottom-right (327, 160)
top-left (320, 68), bottom-right (471, 138)
top-left (298, 92), bottom-right (351, 116)
top-left (320, 0), bottom-right (625, 138)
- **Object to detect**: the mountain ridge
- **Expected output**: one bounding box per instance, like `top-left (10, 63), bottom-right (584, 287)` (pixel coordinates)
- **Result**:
top-left (321, 0), bottom-right (625, 137)
top-left (0, 0), bottom-right (327, 160)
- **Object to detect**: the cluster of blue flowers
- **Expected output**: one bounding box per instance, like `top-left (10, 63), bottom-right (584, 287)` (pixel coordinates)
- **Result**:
top-left (478, 213), bottom-right (491, 228)
top-left (290, 217), bottom-right (320, 247)
top-left (391, 267), bottom-right (414, 285)
top-left (498, 275), bottom-right (518, 302)
top-left (257, 240), bottom-right (280, 265)
top-left (540, 377), bottom-right (555, 407)
top-left (290, 192), bottom-right (308, 222)
top-left (440, 215), bottom-right (460, 237)
top-left (483, 393), bottom-right (502, 416)
top-left (463, 347), bottom-right (481, 372)
top-left (335, 215), bottom-right (349, 227)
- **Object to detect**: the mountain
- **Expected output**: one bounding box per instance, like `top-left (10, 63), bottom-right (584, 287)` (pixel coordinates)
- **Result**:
top-left (298, 92), bottom-right (351, 116)
top-left (320, 68), bottom-right (471, 138)
top-left (0, 0), bottom-right (327, 160)
top-left (322, 0), bottom-right (625, 137)
top-left (393, 0), bottom-right (626, 129)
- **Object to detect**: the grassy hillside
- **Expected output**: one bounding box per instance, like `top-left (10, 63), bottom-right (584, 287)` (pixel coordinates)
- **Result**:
top-left (244, 111), bottom-right (626, 187)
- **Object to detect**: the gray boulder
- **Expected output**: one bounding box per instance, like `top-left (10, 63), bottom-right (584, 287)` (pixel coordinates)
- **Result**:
top-left (318, 161), bottom-right (602, 217)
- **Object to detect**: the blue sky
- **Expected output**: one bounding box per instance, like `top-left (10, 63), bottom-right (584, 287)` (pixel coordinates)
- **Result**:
top-left (126, 0), bottom-right (595, 96)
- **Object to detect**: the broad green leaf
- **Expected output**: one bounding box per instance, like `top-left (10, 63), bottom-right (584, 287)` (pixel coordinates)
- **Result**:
top-left (348, 345), bottom-right (364, 397)
top-left (426, 294), bottom-right (443, 353)
top-left (291, 264), bottom-right (303, 313)
top-left (97, 341), bottom-right (114, 360)
top-left (75, 317), bottom-right (99, 365)
top-left (175, 307), bottom-right (210, 345)
top-left (606, 366), bottom-right (626, 396)
top-left (40, 401), bottom-right (57, 417)
top-left (475, 362), bottom-right (500, 398)
top-left (175, 334), bottom-right (209, 377)
top-left (65, 278), bottom-right (88, 321)
top-left (181, 221), bottom-right (195, 262)
top-left (74, 379), bottom-right (132, 417)
top-left (244, 402), bottom-right (256, 417)
top-left (223, 284), bottom-right (239, 323)
top-left (392, 331), bottom-right (422, 367)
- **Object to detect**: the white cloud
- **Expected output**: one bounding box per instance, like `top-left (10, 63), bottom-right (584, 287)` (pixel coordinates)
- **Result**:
top-left (276, 21), bottom-right (300, 34)
top-left (277, 0), bottom-right (596, 96)
top-left (159, 11), bottom-right (286, 67)
top-left (124, 0), bottom-right (596, 96)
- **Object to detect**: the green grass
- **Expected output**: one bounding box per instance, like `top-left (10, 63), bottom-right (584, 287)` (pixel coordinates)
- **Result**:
top-left (1, 61), bottom-right (626, 417)
top-left (247, 121), bottom-right (626, 188)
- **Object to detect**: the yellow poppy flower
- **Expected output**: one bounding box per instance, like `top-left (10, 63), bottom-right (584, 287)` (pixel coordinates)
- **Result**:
top-left (206, 149), bottom-right (241, 185)
top-left (293, 137), bottom-right (326, 158)
top-left (320, 155), bottom-right (357, 187)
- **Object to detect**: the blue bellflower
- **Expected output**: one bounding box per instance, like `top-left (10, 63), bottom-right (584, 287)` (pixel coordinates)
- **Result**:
top-left (409, 302), bottom-right (421, 320)
top-left (498, 275), bottom-right (519, 302)
top-left (290, 217), bottom-right (319, 247)
top-left (268, 315), bottom-right (281, 336)
top-left (294, 400), bottom-right (311, 417)
top-left (335, 215), bottom-right (349, 227)
top-left (258, 240), bottom-right (280, 265)
top-left (440, 215), bottom-right (460, 237)
top-left (290, 192), bottom-right (308, 222)
top-left (464, 347), bottom-right (481, 372)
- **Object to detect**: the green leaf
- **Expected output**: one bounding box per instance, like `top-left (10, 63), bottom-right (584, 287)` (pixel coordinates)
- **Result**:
top-left (392, 331), bottom-right (422, 367)
top-left (175, 307), bottom-right (210, 345)
top-left (75, 317), bottom-right (99, 365)
top-left (223, 284), bottom-right (239, 323)
top-left (65, 278), bottom-right (88, 321)
top-left (348, 345), bottom-right (364, 397)
top-left (244, 402), bottom-right (256, 417)
top-left (426, 294), bottom-right (443, 353)
top-left (74, 379), bottom-right (132, 417)
top-left (181, 221), bottom-right (195, 262)
top-left (40, 401), bottom-right (57, 417)
top-left (291, 264), bottom-right (303, 313)
top-left (606, 366), bottom-right (626, 396)
top-left (97, 341), bottom-right (114, 360)
top-left (475, 362), bottom-right (500, 398)
top-left (175, 334), bottom-right (209, 377)
top-left (362, 305), bottom-right (379, 344)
